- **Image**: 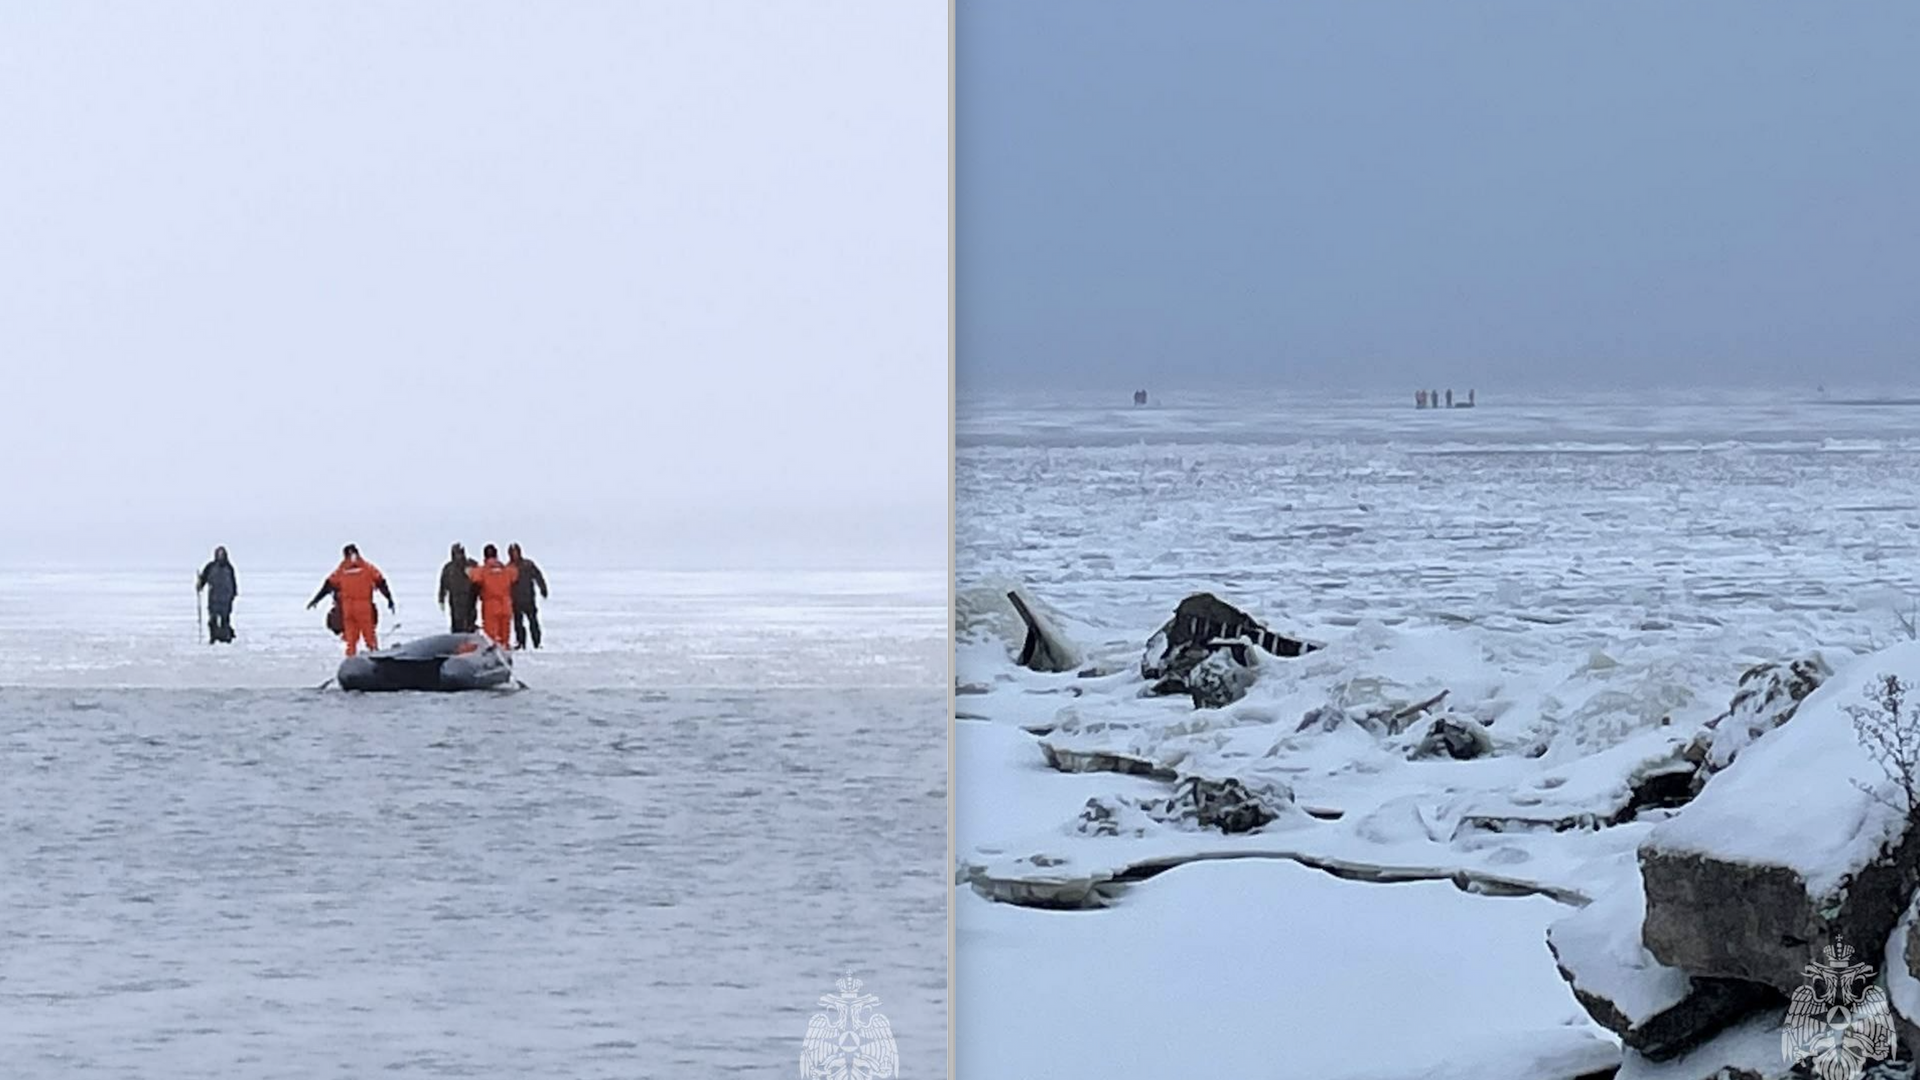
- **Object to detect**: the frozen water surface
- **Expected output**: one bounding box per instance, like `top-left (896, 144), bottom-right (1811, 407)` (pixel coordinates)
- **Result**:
top-left (959, 389), bottom-right (1920, 650)
top-left (1, 568), bottom-right (945, 1079)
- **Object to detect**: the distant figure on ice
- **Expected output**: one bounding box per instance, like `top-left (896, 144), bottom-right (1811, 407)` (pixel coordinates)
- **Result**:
top-left (307, 544), bottom-right (394, 656)
top-left (1468, 388), bottom-right (1475, 406)
top-left (1446, 389), bottom-right (1454, 408)
top-left (1416, 389), bottom-right (1428, 409)
top-left (1133, 389), bottom-right (1148, 406)
top-left (467, 544), bottom-right (519, 648)
top-left (437, 542), bottom-right (479, 633)
top-left (195, 545), bottom-right (238, 644)
top-left (508, 543), bottom-right (550, 650)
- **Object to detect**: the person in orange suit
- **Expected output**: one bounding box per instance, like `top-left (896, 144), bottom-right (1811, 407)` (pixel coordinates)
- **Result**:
top-left (467, 543), bottom-right (519, 648)
top-left (307, 543), bottom-right (395, 656)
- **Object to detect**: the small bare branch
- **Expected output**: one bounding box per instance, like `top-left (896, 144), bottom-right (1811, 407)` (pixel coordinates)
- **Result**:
top-left (1846, 674), bottom-right (1920, 817)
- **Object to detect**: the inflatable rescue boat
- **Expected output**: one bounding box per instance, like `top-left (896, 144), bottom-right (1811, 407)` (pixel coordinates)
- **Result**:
top-left (335, 632), bottom-right (514, 692)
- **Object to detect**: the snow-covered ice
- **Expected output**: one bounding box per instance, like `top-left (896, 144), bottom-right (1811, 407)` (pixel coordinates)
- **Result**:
top-left (957, 860), bottom-right (1614, 1080)
top-left (0, 566), bottom-right (946, 690)
top-left (957, 387), bottom-right (1920, 1076)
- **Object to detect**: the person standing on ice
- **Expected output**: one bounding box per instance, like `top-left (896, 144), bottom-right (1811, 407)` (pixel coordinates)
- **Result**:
top-left (195, 545), bottom-right (239, 644)
top-left (508, 542), bottom-right (549, 650)
top-left (437, 542), bottom-right (479, 633)
top-left (467, 544), bottom-right (519, 648)
top-left (306, 544), bottom-right (394, 656)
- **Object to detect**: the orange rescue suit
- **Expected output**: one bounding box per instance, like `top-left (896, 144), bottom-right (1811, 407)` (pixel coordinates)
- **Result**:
top-left (468, 559), bottom-right (519, 647)
top-left (330, 558), bottom-right (388, 656)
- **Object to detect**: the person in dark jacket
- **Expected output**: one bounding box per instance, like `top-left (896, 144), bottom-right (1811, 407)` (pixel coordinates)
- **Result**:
top-left (508, 542), bottom-right (550, 649)
top-left (195, 546), bottom-right (239, 644)
top-left (437, 542), bottom-right (479, 633)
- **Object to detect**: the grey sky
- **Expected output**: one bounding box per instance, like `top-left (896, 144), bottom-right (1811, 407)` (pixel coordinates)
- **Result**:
top-left (1, 2), bottom-right (944, 570)
top-left (959, 1), bottom-right (1919, 393)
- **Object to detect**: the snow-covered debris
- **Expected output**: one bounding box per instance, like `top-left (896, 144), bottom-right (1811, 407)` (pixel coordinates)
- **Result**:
top-left (955, 579), bottom-right (1086, 672)
top-left (1299, 684), bottom-right (1455, 738)
top-left (1450, 728), bottom-right (1695, 838)
top-left (1006, 587), bottom-right (1084, 673)
top-left (1040, 741), bottom-right (1177, 780)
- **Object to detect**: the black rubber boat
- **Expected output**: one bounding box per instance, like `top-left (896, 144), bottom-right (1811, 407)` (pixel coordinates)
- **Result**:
top-left (335, 632), bottom-right (514, 692)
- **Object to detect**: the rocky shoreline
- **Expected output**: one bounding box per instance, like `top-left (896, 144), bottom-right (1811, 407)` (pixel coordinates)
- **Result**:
top-left (961, 583), bottom-right (1920, 1079)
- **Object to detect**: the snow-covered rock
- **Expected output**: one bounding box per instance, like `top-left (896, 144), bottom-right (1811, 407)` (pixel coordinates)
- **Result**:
top-left (1411, 713), bottom-right (1496, 760)
top-left (1140, 592), bottom-right (1317, 698)
top-left (1076, 775), bottom-right (1294, 837)
top-left (1547, 860), bottom-right (1774, 1060)
top-left (1075, 795), bottom-right (1163, 839)
top-left (1640, 643), bottom-right (1920, 994)
top-left (1686, 654), bottom-right (1834, 789)
top-left (1162, 775), bottom-right (1293, 833)
top-left (1890, 897), bottom-right (1920, 1054)
top-left (1186, 646), bottom-right (1258, 708)
top-left (1612, 1007), bottom-right (1797, 1079)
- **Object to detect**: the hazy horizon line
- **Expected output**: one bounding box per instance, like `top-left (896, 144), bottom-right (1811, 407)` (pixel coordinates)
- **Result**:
top-left (957, 372), bottom-right (1919, 395)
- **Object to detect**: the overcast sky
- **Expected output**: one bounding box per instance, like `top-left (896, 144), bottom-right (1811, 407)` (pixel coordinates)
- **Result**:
top-left (959, 1), bottom-right (1919, 394)
top-left (0, 1), bottom-right (943, 570)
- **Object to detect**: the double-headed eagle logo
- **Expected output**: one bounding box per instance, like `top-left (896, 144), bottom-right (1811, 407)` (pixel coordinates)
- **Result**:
top-left (801, 972), bottom-right (899, 1080)
top-left (1782, 937), bottom-right (1898, 1080)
